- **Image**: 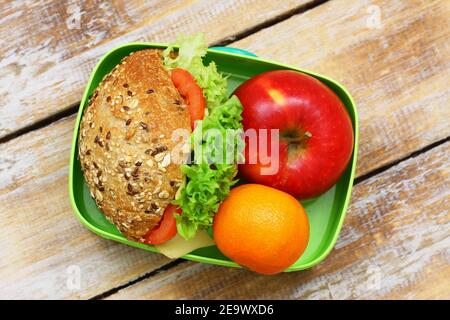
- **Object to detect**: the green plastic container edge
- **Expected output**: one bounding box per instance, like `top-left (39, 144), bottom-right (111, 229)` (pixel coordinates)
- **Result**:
top-left (68, 42), bottom-right (359, 272)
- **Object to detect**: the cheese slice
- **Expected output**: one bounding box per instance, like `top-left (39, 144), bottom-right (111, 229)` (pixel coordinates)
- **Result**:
top-left (155, 230), bottom-right (215, 259)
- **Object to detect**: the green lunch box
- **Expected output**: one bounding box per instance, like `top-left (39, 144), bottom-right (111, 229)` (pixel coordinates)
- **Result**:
top-left (69, 44), bottom-right (359, 272)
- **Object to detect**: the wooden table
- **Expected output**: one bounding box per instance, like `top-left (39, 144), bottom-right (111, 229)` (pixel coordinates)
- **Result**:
top-left (0, 0), bottom-right (449, 300)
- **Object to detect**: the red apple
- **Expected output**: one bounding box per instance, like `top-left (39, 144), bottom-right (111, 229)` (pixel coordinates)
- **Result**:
top-left (234, 70), bottom-right (354, 199)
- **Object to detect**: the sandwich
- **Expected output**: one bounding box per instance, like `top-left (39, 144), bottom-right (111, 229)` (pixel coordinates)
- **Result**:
top-left (78, 34), bottom-right (243, 254)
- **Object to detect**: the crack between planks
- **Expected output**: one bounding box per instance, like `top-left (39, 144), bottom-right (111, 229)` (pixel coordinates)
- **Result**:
top-left (0, 0), bottom-right (329, 145)
top-left (354, 135), bottom-right (450, 185)
top-left (211, 0), bottom-right (330, 46)
top-left (90, 258), bottom-right (187, 300)
top-left (0, 103), bottom-right (79, 144)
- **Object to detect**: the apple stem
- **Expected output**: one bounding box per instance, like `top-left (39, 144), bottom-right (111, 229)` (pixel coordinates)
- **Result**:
top-left (282, 131), bottom-right (313, 146)
top-left (285, 137), bottom-right (302, 144)
top-left (284, 132), bottom-right (312, 144)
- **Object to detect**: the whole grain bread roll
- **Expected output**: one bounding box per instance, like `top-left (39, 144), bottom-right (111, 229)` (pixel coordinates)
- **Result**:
top-left (78, 49), bottom-right (191, 242)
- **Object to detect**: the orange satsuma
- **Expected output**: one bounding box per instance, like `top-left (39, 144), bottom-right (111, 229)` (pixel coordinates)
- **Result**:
top-left (213, 184), bottom-right (309, 274)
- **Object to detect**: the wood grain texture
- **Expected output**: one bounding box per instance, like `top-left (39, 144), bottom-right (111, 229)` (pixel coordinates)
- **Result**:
top-left (0, 0), bottom-right (313, 138)
top-left (0, 116), bottom-right (173, 299)
top-left (1, 0), bottom-right (449, 299)
top-left (107, 142), bottom-right (450, 300)
top-left (233, 0), bottom-right (450, 176)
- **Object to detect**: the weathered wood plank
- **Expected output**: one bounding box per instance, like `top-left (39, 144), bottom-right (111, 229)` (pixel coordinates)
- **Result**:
top-left (0, 0), bottom-right (313, 138)
top-left (233, 0), bottom-right (450, 176)
top-left (0, 116), bottom-right (173, 299)
top-left (1, 0), bottom-right (449, 299)
top-left (107, 142), bottom-right (450, 299)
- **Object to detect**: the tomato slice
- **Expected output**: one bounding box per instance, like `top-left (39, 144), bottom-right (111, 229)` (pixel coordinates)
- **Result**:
top-left (145, 204), bottom-right (181, 245)
top-left (171, 68), bottom-right (206, 129)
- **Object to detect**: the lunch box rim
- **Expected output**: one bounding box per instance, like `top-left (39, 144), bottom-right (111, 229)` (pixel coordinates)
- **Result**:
top-left (68, 42), bottom-right (359, 272)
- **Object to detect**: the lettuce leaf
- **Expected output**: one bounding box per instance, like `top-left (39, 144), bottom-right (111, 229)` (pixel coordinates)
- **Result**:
top-left (163, 34), bottom-right (244, 240)
top-left (172, 96), bottom-right (244, 239)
